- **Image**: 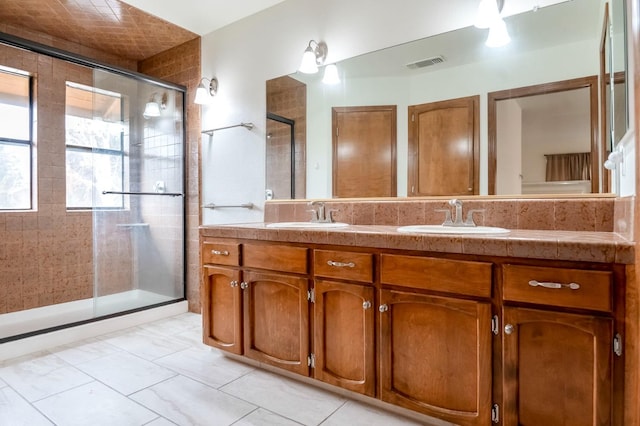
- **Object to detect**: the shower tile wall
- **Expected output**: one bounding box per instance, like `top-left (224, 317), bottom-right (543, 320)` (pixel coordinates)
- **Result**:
top-left (0, 31), bottom-right (201, 316)
top-left (266, 76), bottom-right (307, 200)
top-left (0, 42), bottom-right (139, 315)
top-left (0, 21), bottom-right (200, 317)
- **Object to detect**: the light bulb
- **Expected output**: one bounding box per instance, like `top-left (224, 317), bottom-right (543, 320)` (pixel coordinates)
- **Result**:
top-left (475, 0), bottom-right (500, 29)
top-left (322, 64), bottom-right (340, 85)
top-left (299, 46), bottom-right (319, 74)
top-left (485, 18), bottom-right (511, 47)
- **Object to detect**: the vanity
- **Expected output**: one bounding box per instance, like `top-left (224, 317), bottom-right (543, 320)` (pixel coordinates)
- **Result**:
top-left (199, 197), bottom-right (632, 426)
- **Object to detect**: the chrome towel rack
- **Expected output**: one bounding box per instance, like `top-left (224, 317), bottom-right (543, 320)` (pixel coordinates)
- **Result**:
top-left (203, 203), bottom-right (254, 210)
top-left (201, 122), bottom-right (254, 136)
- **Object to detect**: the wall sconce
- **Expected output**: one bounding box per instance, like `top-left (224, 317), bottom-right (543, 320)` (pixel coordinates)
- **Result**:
top-left (299, 40), bottom-right (327, 74)
top-left (143, 92), bottom-right (167, 119)
top-left (322, 63), bottom-right (340, 85)
top-left (474, 0), bottom-right (510, 47)
top-left (194, 77), bottom-right (218, 105)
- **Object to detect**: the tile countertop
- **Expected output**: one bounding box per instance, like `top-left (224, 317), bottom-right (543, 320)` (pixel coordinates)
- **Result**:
top-left (200, 223), bottom-right (636, 265)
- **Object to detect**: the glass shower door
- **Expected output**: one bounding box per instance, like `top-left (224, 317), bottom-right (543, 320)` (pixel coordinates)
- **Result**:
top-left (90, 68), bottom-right (185, 317)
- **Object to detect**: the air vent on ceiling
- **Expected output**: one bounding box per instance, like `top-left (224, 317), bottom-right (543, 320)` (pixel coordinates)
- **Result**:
top-left (406, 55), bottom-right (445, 69)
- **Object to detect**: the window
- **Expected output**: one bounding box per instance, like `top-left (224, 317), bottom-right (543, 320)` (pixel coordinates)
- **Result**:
top-left (65, 82), bottom-right (125, 209)
top-left (0, 68), bottom-right (32, 210)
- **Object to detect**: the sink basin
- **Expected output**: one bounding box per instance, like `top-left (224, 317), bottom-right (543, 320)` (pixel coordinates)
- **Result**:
top-left (266, 221), bottom-right (349, 229)
top-left (397, 225), bottom-right (510, 234)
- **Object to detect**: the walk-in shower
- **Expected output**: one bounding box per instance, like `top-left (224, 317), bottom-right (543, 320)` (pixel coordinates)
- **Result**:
top-left (0, 34), bottom-right (186, 342)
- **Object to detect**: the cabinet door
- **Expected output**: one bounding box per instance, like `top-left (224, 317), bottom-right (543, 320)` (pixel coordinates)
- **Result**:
top-left (502, 307), bottom-right (612, 426)
top-left (313, 280), bottom-right (375, 396)
top-left (201, 265), bottom-right (242, 354)
top-left (243, 271), bottom-right (310, 376)
top-left (379, 289), bottom-right (492, 426)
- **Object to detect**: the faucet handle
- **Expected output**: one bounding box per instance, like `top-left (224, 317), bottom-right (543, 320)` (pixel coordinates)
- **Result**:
top-left (307, 209), bottom-right (319, 222)
top-left (464, 209), bottom-right (484, 226)
top-left (326, 209), bottom-right (338, 223)
top-left (435, 209), bottom-right (454, 226)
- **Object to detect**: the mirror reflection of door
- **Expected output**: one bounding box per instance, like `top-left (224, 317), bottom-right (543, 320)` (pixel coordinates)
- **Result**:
top-left (266, 76), bottom-right (306, 199)
top-left (332, 105), bottom-right (397, 198)
top-left (408, 95), bottom-right (479, 196)
top-left (488, 76), bottom-right (598, 195)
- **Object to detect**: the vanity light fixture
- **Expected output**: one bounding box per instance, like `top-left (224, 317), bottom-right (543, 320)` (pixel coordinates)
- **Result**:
top-left (322, 63), bottom-right (340, 85)
top-left (474, 0), bottom-right (501, 29)
top-left (474, 0), bottom-right (510, 47)
top-left (143, 92), bottom-right (167, 119)
top-left (194, 77), bottom-right (218, 105)
top-left (299, 40), bottom-right (327, 74)
top-left (485, 17), bottom-right (511, 47)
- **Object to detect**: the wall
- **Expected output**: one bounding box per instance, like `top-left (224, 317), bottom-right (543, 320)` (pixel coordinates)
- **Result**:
top-left (0, 43), bottom-right (134, 315)
top-left (496, 99), bottom-right (522, 194)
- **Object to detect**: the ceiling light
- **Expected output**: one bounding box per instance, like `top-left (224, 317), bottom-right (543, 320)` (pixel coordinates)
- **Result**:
top-left (299, 40), bottom-right (327, 74)
top-left (322, 64), bottom-right (340, 85)
top-left (194, 77), bottom-right (218, 105)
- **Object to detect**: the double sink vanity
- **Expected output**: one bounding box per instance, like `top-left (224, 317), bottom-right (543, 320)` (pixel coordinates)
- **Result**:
top-left (199, 197), bottom-right (632, 425)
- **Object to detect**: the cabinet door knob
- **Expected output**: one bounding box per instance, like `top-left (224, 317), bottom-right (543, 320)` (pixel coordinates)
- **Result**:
top-left (378, 304), bottom-right (389, 313)
top-left (363, 301), bottom-right (372, 310)
top-left (240, 282), bottom-right (249, 290)
top-left (230, 280), bottom-right (239, 288)
top-left (504, 324), bottom-right (515, 335)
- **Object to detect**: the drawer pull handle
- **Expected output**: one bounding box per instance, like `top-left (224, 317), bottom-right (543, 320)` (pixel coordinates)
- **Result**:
top-left (327, 260), bottom-right (355, 268)
top-left (211, 250), bottom-right (230, 256)
top-left (528, 280), bottom-right (580, 290)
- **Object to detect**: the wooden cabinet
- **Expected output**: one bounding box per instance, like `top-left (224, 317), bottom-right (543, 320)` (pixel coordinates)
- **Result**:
top-left (501, 264), bottom-right (616, 426)
top-left (379, 254), bottom-right (493, 426)
top-left (501, 307), bottom-right (612, 426)
top-left (200, 234), bottom-right (623, 425)
top-left (312, 247), bottom-right (376, 396)
top-left (243, 270), bottom-right (310, 375)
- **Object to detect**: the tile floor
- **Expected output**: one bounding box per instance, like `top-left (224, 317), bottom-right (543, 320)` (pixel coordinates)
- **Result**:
top-left (0, 313), bottom-right (429, 426)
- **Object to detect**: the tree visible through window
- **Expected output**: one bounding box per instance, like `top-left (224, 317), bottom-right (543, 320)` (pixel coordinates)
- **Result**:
top-left (0, 68), bottom-right (32, 210)
top-left (65, 82), bottom-right (125, 209)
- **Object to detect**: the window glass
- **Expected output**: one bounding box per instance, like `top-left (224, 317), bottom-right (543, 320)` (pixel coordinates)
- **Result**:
top-left (65, 82), bottom-right (125, 209)
top-left (0, 68), bottom-right (32, 210)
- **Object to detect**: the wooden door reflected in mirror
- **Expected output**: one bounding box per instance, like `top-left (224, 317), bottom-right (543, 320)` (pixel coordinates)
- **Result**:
top-left (332, 105), bottom-right (397, 198)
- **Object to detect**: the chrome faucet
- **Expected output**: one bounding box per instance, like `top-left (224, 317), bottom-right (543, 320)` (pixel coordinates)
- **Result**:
top-left (308, 201), bottom-right (335, 223)
top-left (437, 199), bottom-right (483, 227)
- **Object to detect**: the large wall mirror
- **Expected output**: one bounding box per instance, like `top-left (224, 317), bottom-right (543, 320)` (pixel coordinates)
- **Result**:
top-left (266, 0), bottom-right (626, 200)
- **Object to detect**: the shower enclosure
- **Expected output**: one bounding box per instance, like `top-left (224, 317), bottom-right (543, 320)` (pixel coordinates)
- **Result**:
top-left (89, 68), bottom-right (185, 318)
top-left (0, 34), bottom-right (186, 342)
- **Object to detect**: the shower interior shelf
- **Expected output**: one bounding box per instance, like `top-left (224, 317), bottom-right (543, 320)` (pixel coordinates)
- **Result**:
top-left (201, 122), bottom-right (254, 136)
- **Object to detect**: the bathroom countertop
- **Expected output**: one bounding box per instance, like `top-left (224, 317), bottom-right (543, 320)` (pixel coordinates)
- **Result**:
top-left (200, 223), bottom-right (635, 264)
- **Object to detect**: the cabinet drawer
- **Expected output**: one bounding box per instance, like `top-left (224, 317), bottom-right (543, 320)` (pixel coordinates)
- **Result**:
top-left (314, 250), bottom-right (374, 283)
top-left (380, 254), bottom-right (492, 298)
top-left (243, 243), bottom-right (308, 274)
top-left (502, 264), bottom-right (612, 312)
top-left (202, 241), bottom-right (240, 266)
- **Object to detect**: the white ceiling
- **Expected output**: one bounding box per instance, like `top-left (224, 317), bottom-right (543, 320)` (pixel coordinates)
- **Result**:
top-left (119, 0), bottom-right (287, 35)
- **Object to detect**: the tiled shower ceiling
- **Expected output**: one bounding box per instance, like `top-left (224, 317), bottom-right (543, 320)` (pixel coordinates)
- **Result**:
top-left (0, 0), bottom-right (198, 61)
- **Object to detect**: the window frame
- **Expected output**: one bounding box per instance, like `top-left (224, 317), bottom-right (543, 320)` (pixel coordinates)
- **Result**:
top-left (64, 82), bottom-right (126, 210)
top-left (0, 67), bottom-right (34, 211)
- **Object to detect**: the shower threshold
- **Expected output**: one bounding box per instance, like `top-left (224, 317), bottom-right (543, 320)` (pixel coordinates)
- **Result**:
top-left (0, 290), bottom-right (178, 340)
